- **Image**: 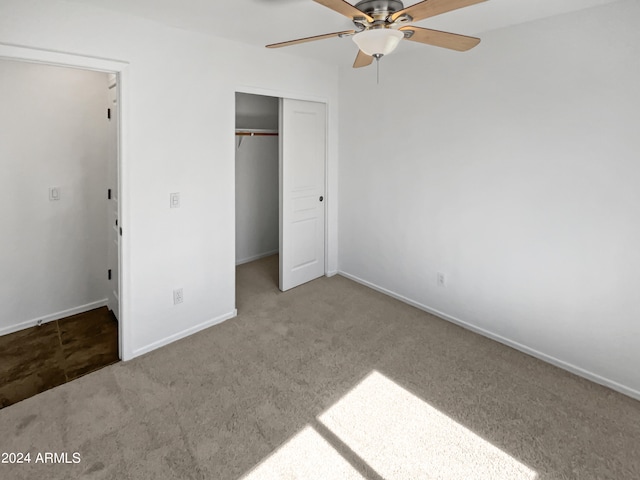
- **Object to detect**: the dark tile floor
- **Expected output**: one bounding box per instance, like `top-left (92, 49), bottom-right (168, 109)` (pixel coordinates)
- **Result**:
top-left (0, 307), bottom-right (119, 408)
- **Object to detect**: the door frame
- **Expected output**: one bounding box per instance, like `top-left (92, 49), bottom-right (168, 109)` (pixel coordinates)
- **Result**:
top-left (0, 43), bottom-right (133, 361)
top-left (234, 86), bottom-right (329, 300)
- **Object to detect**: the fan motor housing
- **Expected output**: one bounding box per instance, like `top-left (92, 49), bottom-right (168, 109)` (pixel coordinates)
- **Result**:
top-left (354, 0), bottom-right (404, 16)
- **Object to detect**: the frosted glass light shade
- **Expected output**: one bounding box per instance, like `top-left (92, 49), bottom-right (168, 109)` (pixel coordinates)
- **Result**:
top-left (352, 29), bottom-right (404, 56)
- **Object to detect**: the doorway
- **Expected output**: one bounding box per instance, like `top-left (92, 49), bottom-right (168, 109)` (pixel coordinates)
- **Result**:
top-left (234, 91), bottom-right (327, 307)
top-left (0, 57), bottom-right (123, 406)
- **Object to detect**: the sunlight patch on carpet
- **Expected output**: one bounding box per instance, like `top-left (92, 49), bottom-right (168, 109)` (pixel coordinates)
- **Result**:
top-left (241, 426), bottom-right (366, 480)
top-left (318, 370), bottom-right (537, 480)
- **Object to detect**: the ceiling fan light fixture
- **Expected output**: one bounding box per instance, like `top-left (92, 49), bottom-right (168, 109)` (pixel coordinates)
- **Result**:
top-left (352, 28), bottom-right (404, 57)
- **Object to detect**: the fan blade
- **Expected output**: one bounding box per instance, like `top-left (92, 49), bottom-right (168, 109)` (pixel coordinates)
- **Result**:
top-left (314, 0), bottom-right (374, 22)
top-left (392, 0), bottom-right (487, 23)
top-left (400, 26), bottom-right (480, 51)
top-left (353, 50), bottom-right (374, 68)
top-left (266, 30), bottom-right (355, 48)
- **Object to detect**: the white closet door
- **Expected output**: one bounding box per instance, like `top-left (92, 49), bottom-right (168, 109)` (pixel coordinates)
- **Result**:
top-left (279, 98), bottom-right (326, 291)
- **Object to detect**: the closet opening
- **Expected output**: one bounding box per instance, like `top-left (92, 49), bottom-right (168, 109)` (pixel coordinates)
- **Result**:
top-left (235, 93), bottom-right (280, 306)
top-left (234, 90), bottom-right (328, 311)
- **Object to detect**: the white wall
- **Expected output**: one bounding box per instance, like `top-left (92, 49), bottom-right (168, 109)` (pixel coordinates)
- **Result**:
top-left (235, 136), bottom-right (279, 265)
top-left (236, 93), bottom-right (278, 131)
top-left (338, 0), bottom-right (640, 398)
top-left (0, 59), bottom-right (109, 334)
top-left (0, 0), bottom-right (340, 358)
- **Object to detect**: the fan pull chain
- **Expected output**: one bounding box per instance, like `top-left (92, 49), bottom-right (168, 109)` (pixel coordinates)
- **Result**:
top-left (374, 54), bottom-right (383, 85)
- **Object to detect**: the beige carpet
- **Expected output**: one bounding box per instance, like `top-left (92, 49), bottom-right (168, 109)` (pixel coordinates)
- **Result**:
top-left (1, 254), bottom-right (639, 479)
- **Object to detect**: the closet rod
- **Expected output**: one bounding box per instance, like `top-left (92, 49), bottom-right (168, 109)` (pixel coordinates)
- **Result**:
top-left (235, 131), bottom-right (278, 136)
top-left (235, 129), bottom-right (278, 148)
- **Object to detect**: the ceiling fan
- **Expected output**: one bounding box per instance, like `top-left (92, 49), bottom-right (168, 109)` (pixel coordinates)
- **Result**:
top-left (266, 0), bottom-right (487, 68)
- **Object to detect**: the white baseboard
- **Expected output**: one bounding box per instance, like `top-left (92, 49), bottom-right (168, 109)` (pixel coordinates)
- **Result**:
top-left (131, 309), bottom-right (237, 358)
top-left (326, 269), bottom-right (338, 277)
top-left (236, 249), bottom-right (278, 266)
top-left (0, 299), bottom-right (109, 337)
top-left (338, 270), bottom-right (640, 402)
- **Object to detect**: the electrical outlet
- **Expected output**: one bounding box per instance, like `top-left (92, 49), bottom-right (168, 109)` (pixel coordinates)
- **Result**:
top-left (437, 272), bottom-right (446, 287)
top-left (173, 288), bottom-right (183, 305)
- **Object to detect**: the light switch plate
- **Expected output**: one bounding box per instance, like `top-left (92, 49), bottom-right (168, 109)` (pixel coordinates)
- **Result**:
top-left (170, 192), bottom-right (180, 208)
top-left (49, 187), bottom-right (60, 201)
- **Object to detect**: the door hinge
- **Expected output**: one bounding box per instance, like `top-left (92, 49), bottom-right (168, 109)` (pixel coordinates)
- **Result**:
top-left (108, 269), bottom-right (112, 280)
top-left (107, 188), bottom-right (111, 199)
top-left (107, 108), bottom-right (111, 120)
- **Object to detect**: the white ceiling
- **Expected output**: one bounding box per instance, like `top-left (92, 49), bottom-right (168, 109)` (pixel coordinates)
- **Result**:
top-left (65, 0), bottom-right (621, 66)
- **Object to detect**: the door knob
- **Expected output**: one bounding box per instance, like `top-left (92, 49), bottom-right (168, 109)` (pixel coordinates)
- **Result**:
top-left (319, 196), bottom-right (324, 202)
